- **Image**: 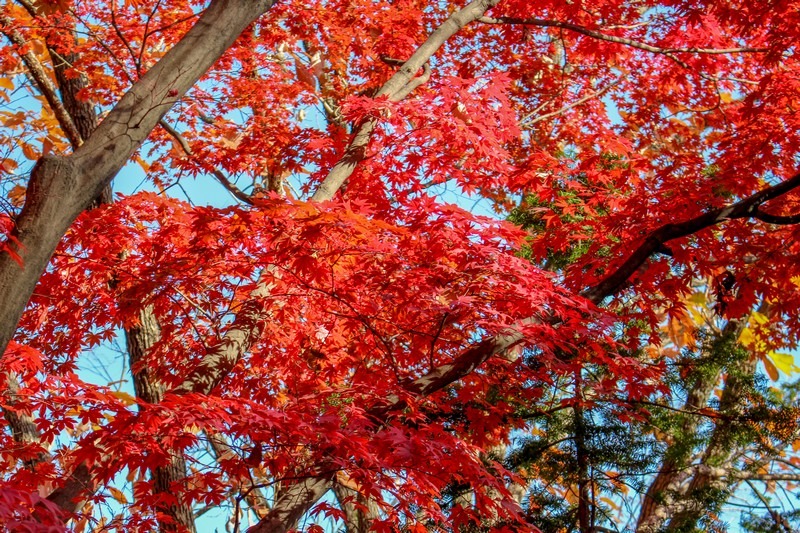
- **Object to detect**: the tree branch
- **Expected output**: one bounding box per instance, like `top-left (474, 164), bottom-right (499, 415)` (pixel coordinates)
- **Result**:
top-left (478, 16), bottom-right (765, 72)
top-left (0, 16), bottom-right (83, 149)
top-left (206, 431), bottom-right (271, 519)
top-left (0, 0), bottom-right (277, 362)
top-left (737, 472), bottom-right (800, 482)
top-left (246, 476), bottom-right (334, 533)
top-left (246, 3), bottom-right (503, 528)
top-left (310, 0), bottom-right (499, 202)
top-left (582, 171), bottom-right (800, 303)
top-left (158, 119), bottom-right (254, 205)
top-left (2, 375), bottom-right (47, 468)
top-left (0, 2), bottom-right (277, 528)
top-left (522, 78), bottom-right (621, 127)
top-left (636, 317), bottom-right (749, 532)
top-left (743, 479), bottom-right (794, 533)
top-left (174, 0), bottom-right (501, 400)
top-left (754, 207), bottom-right (800, 225)
top-left (666, 333), bottom-right (760, 530)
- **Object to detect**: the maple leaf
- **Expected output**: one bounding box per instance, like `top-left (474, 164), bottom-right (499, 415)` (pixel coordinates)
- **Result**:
top-left (1, 0), bottom-right (800, 531)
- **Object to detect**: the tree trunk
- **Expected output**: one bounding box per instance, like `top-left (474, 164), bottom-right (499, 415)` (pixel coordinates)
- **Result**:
top-left (333, 481), bottom-right (380, 533)
top-left (637, 318), bottom-right (749, 532)
top-left (0, 0), bottom-right (276, 365)
top-left (0, 1), bottom-right (276, 527)
top-left (126, 307), bottom-right (196, 532)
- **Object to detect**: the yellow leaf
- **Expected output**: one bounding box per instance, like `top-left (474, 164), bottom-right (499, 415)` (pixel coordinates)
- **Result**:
top-left (688, 291), bottom-right (706, 305)
top-left (108, 487), bottom-right (127, 504)
top-left (111, 390), bottom-right (137, 406)
top-left (0, 78), bottom-right (13, 91)
top-left (751, 311), bottom-right (769, 326)
top-left (599, 496), bottom-right (620, 511)
top-left (767, 351), bottom-right (799, 375)
top-left (739, 327), bottom-right (754, 346)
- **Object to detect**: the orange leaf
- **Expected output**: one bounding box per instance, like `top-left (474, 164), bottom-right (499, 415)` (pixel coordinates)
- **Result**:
top-left (21, 142), bottom-right (38, 160)
top-left (107, 486), bottom-right (127, 504)
top-left (8, 184), bottom-right (26, 207)
top-left (763, 356), bottom-right (779, 381)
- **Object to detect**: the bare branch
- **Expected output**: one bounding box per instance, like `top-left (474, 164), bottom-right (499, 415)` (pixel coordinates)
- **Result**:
top-left (206, 431), bottom-right (271, 519)
top-left (737, 473), bottom-right (800, 482)
top-left (743, 479), bottom-right (794, 533)
top-left (522, 78), bottom-right (621, 127)
top-left (391, 61), bottom-right (431, 101)
top-left (158, 119), bottom-right (254, 205)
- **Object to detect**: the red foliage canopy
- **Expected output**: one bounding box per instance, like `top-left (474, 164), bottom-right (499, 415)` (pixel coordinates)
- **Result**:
top-left (0, 0), bottom-right (799, 530)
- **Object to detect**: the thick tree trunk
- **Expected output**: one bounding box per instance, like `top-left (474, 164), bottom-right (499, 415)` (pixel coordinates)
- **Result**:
top-left (0, 0), bottom-right (276, 365)
top-left (126, 307), bottom-right (196, 532)
top-left (0, 2), bottom-right (275, 528)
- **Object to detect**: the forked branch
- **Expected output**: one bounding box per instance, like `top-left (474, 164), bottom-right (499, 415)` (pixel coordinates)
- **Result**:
top-left (158, 119), bottom-right (254, 205)
top-left (583, 171), bottom-right (800, 303)
top-left (478, 16), bottom-right (766, 71)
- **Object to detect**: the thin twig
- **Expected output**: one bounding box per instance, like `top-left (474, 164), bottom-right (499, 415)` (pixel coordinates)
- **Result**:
top-left (522, 78), bottom-right (621, 127)
top-left (478, 16), bottom-right (766, 60)
top-left (158, 119), bottom-right (254, 205)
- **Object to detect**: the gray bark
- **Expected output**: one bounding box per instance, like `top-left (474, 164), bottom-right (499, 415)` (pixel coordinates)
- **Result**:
top-left (0, 1), bottom-right (275, 528)
top-left (0, 0), bottom-right (276, 365)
